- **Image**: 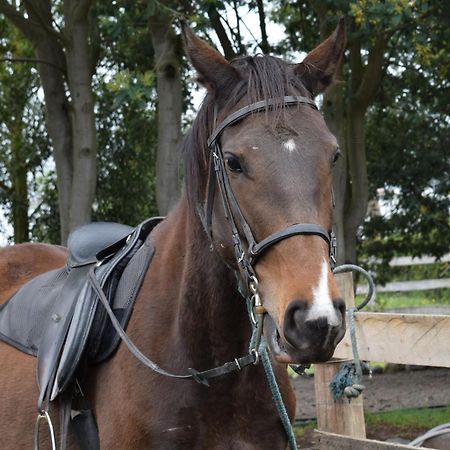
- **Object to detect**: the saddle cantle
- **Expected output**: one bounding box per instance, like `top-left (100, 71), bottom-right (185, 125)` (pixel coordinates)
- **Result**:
top-left (0, 217), bottom-right (162, 413)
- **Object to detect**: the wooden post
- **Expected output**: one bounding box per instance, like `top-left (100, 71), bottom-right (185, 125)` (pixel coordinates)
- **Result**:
top-left (314, 272), bottom-right (366, 438)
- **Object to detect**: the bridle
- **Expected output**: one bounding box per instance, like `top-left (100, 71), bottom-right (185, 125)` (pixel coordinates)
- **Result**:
top-left (89, 95), bottom-right (338, 386)
top-left (201, 95), bottom-right (337, 317)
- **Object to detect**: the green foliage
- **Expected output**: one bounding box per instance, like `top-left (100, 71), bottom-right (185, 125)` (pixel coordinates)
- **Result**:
top-left (106, 69), bottom-right (155, 109)
top-left (93, 1), bottom-right (161, 225)
top-left (361, 2), bottom-right (450, 276)
top-left (0, 17), bottom-right (52, 242)
top-left (29, 169), bottom-right (61, 244)
top-left (95, 82), bottom-right (159, 225)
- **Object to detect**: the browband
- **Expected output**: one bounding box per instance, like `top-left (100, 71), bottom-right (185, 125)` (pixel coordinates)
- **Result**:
top-left (207, 95), bottom-right (317, 148)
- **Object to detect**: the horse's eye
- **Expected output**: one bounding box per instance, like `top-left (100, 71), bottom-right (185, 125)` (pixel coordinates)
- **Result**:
top-left (225, 155), bottom-right (243, 173)
top-left (332, 148), bottom-right (341, 166)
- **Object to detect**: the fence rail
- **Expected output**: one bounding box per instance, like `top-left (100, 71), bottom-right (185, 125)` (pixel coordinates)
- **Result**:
top-left (357, 253), bottom-right (450, 294)
top-left (357, 277), bottom-right (450, 294)
top-left (313, 273), bottom-right (448, 450)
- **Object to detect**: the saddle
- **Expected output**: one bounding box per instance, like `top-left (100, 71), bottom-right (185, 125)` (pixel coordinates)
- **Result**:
top-left (0, 217), bottom-right (162, 420)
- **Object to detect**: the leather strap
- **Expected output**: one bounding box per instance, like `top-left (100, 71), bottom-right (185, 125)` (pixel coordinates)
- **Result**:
top-left (249, 223), bottom-right (331, 263)
top-left (207, 95), bottom-right (317, 147)
top-left (88, 268), bottom-right (257, 384)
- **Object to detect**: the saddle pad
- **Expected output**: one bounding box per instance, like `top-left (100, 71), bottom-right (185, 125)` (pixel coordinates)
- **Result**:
top-left (0, 267), bottom-right (71, 356)
top-left (0, 217), bottom-right (162, 409)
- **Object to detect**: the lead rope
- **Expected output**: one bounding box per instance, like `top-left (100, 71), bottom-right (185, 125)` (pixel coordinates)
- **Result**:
top-left (329, 264), bottom-right (375, 400)
top-left (247, 284), bottom-right (298, 450)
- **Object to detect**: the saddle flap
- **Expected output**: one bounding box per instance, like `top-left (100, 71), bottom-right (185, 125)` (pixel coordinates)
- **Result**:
top-left (36, 265), bottom-right (91, 409)
top-left (0, 268), bottom-right (68, 356)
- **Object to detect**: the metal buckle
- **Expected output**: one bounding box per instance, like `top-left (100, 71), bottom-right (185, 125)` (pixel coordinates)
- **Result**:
top-left (251, 348), bottom-right (260, 365)
top-left (249, 276), bottom-right (259, 295)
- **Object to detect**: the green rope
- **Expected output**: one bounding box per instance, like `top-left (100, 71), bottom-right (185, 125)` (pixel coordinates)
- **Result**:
top-left (329, 264), bottom-right (376, 401)
top-left (260, 340), bottom-right (298, 450)
top-left (247, 299), bottom-right (298, 450)
top-left (329, 307), bottom-right (366, 400)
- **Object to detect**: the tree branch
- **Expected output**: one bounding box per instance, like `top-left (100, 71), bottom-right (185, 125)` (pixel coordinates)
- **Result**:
top-left (353, 31), bottom-right (389, 109)
top-left (0, 56), bottom-right (65, 72)
top-left (232, 0), bottom-right (244, 55)
top-left (207, 3), bottom-right (236, 60)
top-left (0, 0), bottom-right (41, 43)
top-left (256, 0), bottom-right (270, 54)
top-left (23, 0), bottom-right (64, 43)
top-left (0, 179), bottom-right (12, 195)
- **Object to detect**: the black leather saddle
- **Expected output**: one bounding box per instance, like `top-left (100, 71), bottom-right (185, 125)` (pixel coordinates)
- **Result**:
top-left (0, 217), bottom-right (163, 413)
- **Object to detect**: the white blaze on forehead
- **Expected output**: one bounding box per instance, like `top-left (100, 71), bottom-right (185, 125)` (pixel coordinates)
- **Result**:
top-left (282, 139), bottom-right (297, 152)
top-left (306, 258), bottom-right (339, 326)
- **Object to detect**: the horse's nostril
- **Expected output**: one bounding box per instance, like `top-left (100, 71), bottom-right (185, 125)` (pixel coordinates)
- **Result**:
top-left (334, 298), bottom-right (346, 317)
top-left (283, 298), bottom-right (345, 353)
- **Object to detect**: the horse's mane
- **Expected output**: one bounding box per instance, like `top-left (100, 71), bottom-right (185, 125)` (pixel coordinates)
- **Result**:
top-left (181, 54), bottom-right (311, 209)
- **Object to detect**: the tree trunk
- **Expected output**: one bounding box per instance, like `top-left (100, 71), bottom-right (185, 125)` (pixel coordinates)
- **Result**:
top-left (150, 12), bottom-right (182, 215)
top-left (64, 11), bottom-right (97, 231)
top-left (0, 0), bottom-right (97, 244)
top-left (10, 125), bottom-right (29, 243)
top-left (343, 106), bottom-right (368, 263)
top-left (323, 69), bottom-right (347, 264)
top-left (34, 40), bottom-right (74, 244)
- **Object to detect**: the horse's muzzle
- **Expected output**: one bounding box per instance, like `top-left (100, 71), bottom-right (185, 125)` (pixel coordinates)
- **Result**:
top-left (264, 299), bottom-right (346, 364)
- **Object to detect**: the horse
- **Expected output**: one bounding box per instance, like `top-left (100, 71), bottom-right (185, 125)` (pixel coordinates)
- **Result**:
top-left (0, 19), bottom-right (346, 450)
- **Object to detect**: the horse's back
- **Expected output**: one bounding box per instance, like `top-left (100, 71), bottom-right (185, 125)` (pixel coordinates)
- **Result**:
top-left (0, 242), bottom-right (67, 304)
top-left (0, 243), bottom-right (69, 449)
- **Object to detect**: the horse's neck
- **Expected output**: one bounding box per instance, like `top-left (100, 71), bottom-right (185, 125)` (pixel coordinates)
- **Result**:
top-left (146, 197), bottom-right (252, 368)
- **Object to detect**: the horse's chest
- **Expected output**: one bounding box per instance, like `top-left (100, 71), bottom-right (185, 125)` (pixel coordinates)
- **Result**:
top-left (148, 399), bottom-right (286, 450)
top-left (155, 420), bottom-right (281, 450)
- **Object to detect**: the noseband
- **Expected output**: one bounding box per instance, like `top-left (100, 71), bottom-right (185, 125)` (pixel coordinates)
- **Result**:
top-left (202, 95), bottom-right (337, 298)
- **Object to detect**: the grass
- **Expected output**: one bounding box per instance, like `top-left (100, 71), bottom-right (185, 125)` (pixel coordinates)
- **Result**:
top-left (294, 406), bottom-right (450, 442)
top-left (365, 405), bottom-right (450, 429)
top-left (355, 288), bottom-right (450, 311)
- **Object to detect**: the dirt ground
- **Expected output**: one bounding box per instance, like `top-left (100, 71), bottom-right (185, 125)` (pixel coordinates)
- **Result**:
top-left (292, 366), bottom-right (450, 446)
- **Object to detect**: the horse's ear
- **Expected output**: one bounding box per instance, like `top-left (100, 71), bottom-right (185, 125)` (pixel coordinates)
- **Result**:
top-left (294, 17), bottom-right (346, 96)
top-left (180, 20), bottom-right (240, 92)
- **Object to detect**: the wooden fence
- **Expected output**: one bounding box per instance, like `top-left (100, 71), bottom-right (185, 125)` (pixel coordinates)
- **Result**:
top-left (312, 273), bottom-right (450, 449)
top-left (357, 253), bottom-right (450, 295)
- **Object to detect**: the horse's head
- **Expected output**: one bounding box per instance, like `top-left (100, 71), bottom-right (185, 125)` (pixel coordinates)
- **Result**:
top-left (181, 20), bottom-right (346, 364)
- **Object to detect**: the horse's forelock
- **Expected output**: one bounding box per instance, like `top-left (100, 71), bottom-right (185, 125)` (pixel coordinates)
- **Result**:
top-left (181, 54), bottom-right (311, 211)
